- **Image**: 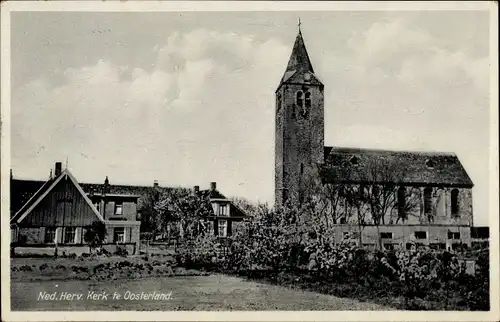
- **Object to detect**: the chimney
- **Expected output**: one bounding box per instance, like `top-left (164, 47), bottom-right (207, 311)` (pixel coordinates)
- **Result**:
top-left (55, 162), bottom-right (62, 176)
top-left (154, 180), bottom-right (159, 188)
top-left (193, 185), bottom-right (200, 196)
top-left (210, 182), bottom-right (216, 191)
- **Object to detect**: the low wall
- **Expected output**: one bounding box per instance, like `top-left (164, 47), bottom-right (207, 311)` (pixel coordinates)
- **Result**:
top-left (12, 243), bottom-right (137, 257)
top-left (13, 246), bottom-right (89, 257)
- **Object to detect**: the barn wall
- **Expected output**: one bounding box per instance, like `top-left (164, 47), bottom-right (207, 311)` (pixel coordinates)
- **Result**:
top-left (19, 176), bottom-right (101, 228)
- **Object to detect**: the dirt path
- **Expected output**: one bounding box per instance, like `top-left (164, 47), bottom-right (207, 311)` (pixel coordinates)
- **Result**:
top-left (11, 274), bottom-right (394, 311)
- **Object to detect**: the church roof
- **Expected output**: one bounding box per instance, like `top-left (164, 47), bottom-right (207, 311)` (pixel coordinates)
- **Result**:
top-left (278, 30), bottom-right (322, 89)
top-left (321, 146), bottom-right (473, 187)
top-left (285, 30), bottom-right (315, 74)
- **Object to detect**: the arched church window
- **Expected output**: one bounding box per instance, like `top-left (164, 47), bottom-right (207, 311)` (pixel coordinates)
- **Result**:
top-left (398, 186), bottom-right (406, 217)
top-left (451, 189), bottom-right (459, 215)
top-left (305, 91), bottom-right (311, 108)
top-left (424, 187), bottom-right (432, 215)
top-left (296, 91), bottom-right (304, 108)
top-left (300, 163), bottom-right (304, 175)
top-left (277, 94), bottom-right (282, 112)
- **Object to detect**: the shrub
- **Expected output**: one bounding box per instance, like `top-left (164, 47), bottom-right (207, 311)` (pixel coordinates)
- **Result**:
top-left (84, 221), bottom-right (107, 252)
top-left (19, 265), bottom-right (32, 272)
top-left (114, 246), bottom-right (129, 257)
top-left (39, 263), bottom-right (50, 271)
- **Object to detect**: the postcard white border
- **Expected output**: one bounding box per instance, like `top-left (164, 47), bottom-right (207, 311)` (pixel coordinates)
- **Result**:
top-left (1, 1), bottom-right (498, 321)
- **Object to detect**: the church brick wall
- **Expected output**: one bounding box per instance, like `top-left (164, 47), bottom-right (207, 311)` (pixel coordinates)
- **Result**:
top-left (276, 83), bottom-right (324, 205)
top-left (336, 224), bottom-right (472, 249)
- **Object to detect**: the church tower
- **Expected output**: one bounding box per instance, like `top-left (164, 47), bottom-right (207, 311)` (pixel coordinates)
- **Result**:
top-left (275, 25), bottom-right (324, 206)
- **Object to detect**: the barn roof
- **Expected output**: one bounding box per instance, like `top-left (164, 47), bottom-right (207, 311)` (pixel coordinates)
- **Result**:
top-left (10, 169), bottom-right (104, 225)
top-left (11, 178), bottom-right (248, 219)
top-left (321, 146), bottom-right (473, 187)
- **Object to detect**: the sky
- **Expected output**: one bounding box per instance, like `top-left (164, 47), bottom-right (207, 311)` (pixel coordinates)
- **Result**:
top-left (9, 10), bottom-right (491, 225)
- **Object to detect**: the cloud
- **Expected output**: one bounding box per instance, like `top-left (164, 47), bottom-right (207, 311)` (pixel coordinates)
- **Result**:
top-left (11, 18), bottom-right (490, 225)
top-left (12, 29), bottom-right (290, 202)
top-left (320, 18), bottom-right (489, 225)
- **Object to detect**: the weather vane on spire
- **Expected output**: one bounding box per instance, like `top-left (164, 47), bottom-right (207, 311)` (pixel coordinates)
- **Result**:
top-left (298, 17), bottom-right (302, 32)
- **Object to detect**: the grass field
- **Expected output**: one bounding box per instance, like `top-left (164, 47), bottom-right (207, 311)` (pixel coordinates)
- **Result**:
top-left (11, 275), bottom-right (393, 311)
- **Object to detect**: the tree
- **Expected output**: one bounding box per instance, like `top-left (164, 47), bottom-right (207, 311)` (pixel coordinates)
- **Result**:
top-left (137, 189), bottom-right (161, 235)
top-left (154, 188), bottom-right (214, 240)
top-left (358, 158), bottom-right (420, 249)
top-left (84, 221), bottom-right (107, 253)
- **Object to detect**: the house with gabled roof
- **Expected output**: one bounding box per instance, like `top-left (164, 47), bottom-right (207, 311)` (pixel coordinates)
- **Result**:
top-left (10, 163), bottom-right (248, 251)
top-left (10, 162), bottom-right (141, 255)
top-left (194, 182), bottom-right (248, 237)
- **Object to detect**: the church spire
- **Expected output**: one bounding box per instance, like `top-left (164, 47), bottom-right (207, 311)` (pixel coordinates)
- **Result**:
top-left (277, 21), bottom-right (322, 91)
top-left (285, 23), bottom-right (315, 74)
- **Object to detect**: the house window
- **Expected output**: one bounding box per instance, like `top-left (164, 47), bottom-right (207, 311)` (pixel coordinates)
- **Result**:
top-left (350, 156), bottom-right (359, 166)
top-left (380, 232), bottom-right (393, 239)
top-left (448, 231), bottom-right (461, 240)
top-left (45, 227), bottom-right (56, 244)
top-left (415, 231), bottom-right (427, 240)
top-left (63, 227), bottom-right (76, 244)
top-left (397, 186), bottom-right (406, 217)
top-left (451, 189), bottom-right (459, 215)
top-left (115, 202), bottom-right (123, 215)
top-left (424, 187), bottom-right (432, 215)
top-left (207, 221), bottom-right (214, 235)
top-left (219, 204), bottom-right (228, 216)
top-left (296, 91), bottom-right (303, 108)
top-left (300, 163), bottom-right (304, 175)
top-left (81, 227), bottom-right (88, 244)
top-left (113, 227), bottom-right (125, 243)
top-left (218, 220), bottom-right (227, 237)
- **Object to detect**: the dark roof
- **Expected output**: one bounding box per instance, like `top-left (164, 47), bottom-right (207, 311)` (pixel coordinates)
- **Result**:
top-left (10, 169), bottom-right (105, 224)
top-left (10, 179), bottom-right (46, 217)
top-left (10, 178), bottom-right (56, 222)
top-left (321, 146), bottom-right (473, 187)
top-left (285, 30), bottom-right (315, 74)
top-left (197, 188), bottom-right (227, 200)
top-left (11, 178), bottom-right (248, 218)
top-left (278, 30), bottom-right (323, 89)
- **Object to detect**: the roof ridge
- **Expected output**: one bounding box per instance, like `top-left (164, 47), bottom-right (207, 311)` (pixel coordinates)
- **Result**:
top-left (329, 145), bottom-right (457, 156)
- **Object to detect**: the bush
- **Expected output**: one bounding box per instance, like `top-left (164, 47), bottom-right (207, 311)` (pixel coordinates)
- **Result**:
top-left (114, 246), bottom-right (129, 257)
top-left (19, 265), bottom-right (32, 272)
top-left (39, 263), bottom-right (50, 271)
